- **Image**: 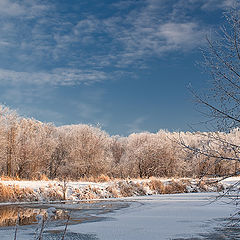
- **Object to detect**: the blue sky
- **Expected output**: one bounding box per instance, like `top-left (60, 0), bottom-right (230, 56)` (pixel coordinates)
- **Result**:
top-left (0, 0), bottom-right (237, 135)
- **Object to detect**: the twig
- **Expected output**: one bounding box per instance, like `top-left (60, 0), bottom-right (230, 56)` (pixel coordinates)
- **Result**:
top-left (14, 212), bottom-right (20, 240)
top-left (61, 211), bottom-right (71, 240)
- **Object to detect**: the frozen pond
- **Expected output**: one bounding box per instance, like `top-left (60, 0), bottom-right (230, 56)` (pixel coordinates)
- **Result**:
top-left (0, 193), bottom-right (238, 239)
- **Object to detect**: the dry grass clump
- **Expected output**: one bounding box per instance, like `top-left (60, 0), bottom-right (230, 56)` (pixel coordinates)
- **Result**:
top-left (13, 185), bottom-right (36, 201)
top-left (118, 181), bottom-right (134, 197)
top-left (43, 189), bottom-right (63, 201)
top-left (0, 183), bottom-right (37, 202)
top-left (197, 180), bottom-right (208, 192)
top-left (92, 187), bottom-right (102, 195)
top-left (148, 180), bottom-right (165, 194)
top-left (0, 175), bottom-right (22, 181)
top-left (164, 180), bottom-right (187, 194)
top-left (117, 181), bottom-right (146, 197)
top-left (179, 179), bottom-right (191, 185)
top-left (94, 174), bottom-right (111, 182)
top-left (39, 174), bottom-right (49, 181)
top-left (81, 190), bottom-right (98, 200)
top-left (106, 185), bottom-right (119, 198)
top-left (22, 187), bottom-right (38, 201)
top-left (0, 183), bottom-right (15, 201)
top-left (78, 176), bottom-right (95, 182)
top-left (74, 185), bottom-right (102, 200)
top-left (79, 174), bottom-right (111, 183)
top-left (197, 179), bottom-right (224, 192)
top-left (148, 179), bottom-right (188, 194)
top-left (133, 182), bottom-right (147, 195)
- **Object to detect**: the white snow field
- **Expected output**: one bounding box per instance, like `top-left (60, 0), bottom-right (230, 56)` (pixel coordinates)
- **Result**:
top-left (0, 192), bottom-right (237, 240)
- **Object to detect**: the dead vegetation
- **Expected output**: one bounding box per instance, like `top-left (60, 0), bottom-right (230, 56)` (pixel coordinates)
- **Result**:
top-left (117, 181), bottom-right (147, 197)
top-left (164, 180), bottom-right (188, 194)
top-left (0, 183), bottom-right (36, 202)
top-left (0, 178), bottom-right (224, 202)
top-left (148, 179), bottom-right (188, 194)
top-left (78, 174), bottom-right (111, 183)
top-left (148, 179), bottom-right (165, 194)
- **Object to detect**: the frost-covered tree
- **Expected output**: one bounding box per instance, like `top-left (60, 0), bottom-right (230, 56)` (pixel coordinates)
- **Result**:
top-left (59, 124), bottom-right (112, 178)
top-left (0, 105), bottom-right (19, 177)
top-left (0, 102), bottom-right (240, 180)
top-left (184, 7), bottom-right (240, 178)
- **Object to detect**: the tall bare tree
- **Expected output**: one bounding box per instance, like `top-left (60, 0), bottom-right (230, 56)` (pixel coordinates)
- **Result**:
top-left (184, 7), bottom-right (240, 179)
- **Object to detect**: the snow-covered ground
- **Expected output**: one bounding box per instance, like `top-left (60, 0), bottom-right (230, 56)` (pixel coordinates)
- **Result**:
top-left (0, 176), bottom-right (233, 203)
top-left (0, 177), bottom-right (239, 239)
top-left (0, 192), bottom-right (238, 240)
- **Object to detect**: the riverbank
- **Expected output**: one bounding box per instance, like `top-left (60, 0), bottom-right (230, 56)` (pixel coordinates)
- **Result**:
top-left (0, 176), bottom-right (234, 203)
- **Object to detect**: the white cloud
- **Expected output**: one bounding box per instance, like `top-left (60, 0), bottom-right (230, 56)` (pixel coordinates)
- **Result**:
top-left (158, 22), bottom-right (205, 49)
top-left (45, 0), bottom-right (208, 71)
top-left (0, 0), bottom-right (49, 17)
top-left (0, 68), bottom-right (107, 86)
top-left (111, 0), bottom-right (138, 9)
top-left (0, 0), bottom-right (226, 86)
top-left (201, 0), bottom-right (239, 11)
top-left (0, 0), bottom-right (25, 16)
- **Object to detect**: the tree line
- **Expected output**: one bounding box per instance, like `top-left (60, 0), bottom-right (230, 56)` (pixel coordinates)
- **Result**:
top-left (0, 105), bottom-right (239, 180)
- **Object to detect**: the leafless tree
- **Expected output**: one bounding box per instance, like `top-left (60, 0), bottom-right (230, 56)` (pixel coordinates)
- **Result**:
top-left (192, 8), bottom-right (240, 132)
top-left (182, 7), bottom-right (240, 179)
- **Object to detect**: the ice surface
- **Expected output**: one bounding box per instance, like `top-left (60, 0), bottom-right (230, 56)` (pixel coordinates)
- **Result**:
top-left (66, 193), bottom-right (235, 240)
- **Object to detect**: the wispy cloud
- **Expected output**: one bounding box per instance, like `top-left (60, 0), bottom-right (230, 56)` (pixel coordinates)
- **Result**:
top-left (0, 0), bottom-right (233, 86)
top-left (0, 68), bottom-right (107, 85)
top-left (158, 22), bottom-right (205, 49)
top-left (0, 0), bottom-right (25, 16)
top-left (0, 0), bottom-right (50, 17)
top-left (53, 0), bottom-right (206, 69)
top-left (201, 0), bottom-right (239, 11)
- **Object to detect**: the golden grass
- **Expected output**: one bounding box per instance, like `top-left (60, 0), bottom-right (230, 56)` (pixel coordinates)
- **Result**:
top-left (39, 174), bottom-right (49, 181)
top-left (118, 181), bottom-right (134, 197)
top-left (164, 180), bottom-right (187, 194)
top-left (117, 181), bottom-right (146, 197)
top-left (106, 185), bottom-right (119, 198)
top-left (0, 174), bottom-right (51, 181)
top-left (0, 177), bottom-right (224, 202)
top-left (95, 174), bottom-right (111, 182)
top-left (148, 180), bottom-right (165, 194)
top-left (0, 175), bottom-right (22, 181)
top-left (78, 174), bottom-right (111, 183)
top-left (148, 179), bottom-right (188, 194)
top-left (0, 183), bottom-right (36, 202)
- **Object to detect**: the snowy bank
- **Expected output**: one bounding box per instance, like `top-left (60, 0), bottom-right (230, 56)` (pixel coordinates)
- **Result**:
top-left (0, 177), bottom-right (236, 203)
